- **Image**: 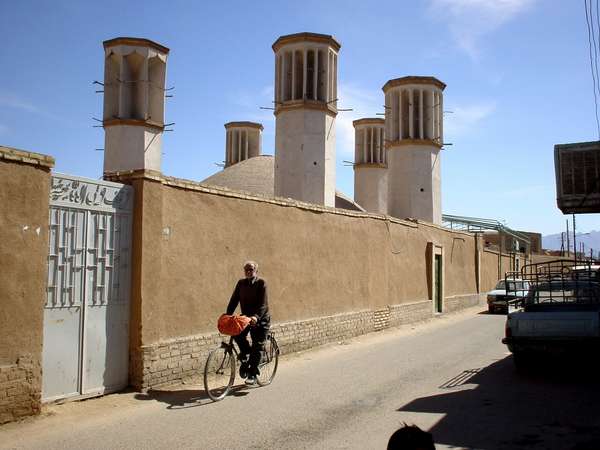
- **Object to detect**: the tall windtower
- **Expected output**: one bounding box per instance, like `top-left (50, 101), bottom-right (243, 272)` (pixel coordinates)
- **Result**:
top-left (224, 122), bottom-right (263, 167)
top-left (102, 37), bottom-right (169, 174)
top-left (272, 32), bottom-right (341, 206)
top-left (353, 118), bottom-right (387, 214)
top-left (383, 76), bottom-right (446, 224)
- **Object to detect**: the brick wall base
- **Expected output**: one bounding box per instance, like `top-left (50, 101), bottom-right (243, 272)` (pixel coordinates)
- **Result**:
top-left (137, 297), bottom-right (481, 390)
top-left (444, 293), bottom-right (485, 313)
top-left (0, 355), bottom-right (41, 425)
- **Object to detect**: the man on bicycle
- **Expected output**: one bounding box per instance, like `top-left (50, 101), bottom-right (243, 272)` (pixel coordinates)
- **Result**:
top-left (226, 260), bottom-right (270, 385)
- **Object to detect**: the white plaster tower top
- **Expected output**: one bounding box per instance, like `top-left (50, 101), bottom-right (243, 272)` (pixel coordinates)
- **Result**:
top-left (383, 76), bottom-right (446, 224)
top-left (102, 37), bottom-right (169, 175)
top-left (224, 122), bottom-right (263, 167)
top-left (354, 118), bottom-right (386, 167)
top-left (273, 32), bottom-right (341, 207)
top-left (273, 32), bottom-right (341, 114)
top-left (353, 118), bottom-right (387, 214)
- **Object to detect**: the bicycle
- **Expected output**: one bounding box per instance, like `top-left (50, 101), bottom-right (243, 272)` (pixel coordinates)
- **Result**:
top-left (203, 331), bottom-right (280, 402)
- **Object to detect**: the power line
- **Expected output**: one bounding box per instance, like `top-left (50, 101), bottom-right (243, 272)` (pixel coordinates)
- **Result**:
top-left (585, 0), bottom-right (600, 138)
top-left (591, 0), bottom-right (600, 102)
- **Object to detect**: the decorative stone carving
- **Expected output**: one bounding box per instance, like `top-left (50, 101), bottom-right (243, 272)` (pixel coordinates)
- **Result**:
top-left (50, 176), bottom-right (132, 211)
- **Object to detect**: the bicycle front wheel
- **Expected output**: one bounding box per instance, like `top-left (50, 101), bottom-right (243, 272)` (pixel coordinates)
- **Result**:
top-left (204, 345), bottom-right (236, 401)
top-left (257, 336), bottom-right (279, 386)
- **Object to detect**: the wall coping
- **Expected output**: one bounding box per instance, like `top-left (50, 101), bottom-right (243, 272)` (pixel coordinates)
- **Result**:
top-left (104, 169), bottom-right (476, 238)
top-left (482, 247), bottom-right (519, 258)
top-left (0, 145), bottom-right (55, 169)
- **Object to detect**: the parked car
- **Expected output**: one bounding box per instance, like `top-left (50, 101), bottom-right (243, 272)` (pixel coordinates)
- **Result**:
top-left (486, 279), bottom-right (530, 314)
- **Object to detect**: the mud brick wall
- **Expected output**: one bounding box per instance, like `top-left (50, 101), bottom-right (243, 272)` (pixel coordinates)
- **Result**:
top-left (0, 356), bottom-right (41, 424)
top-left (106, 171), bottom-right (518, 389)
top-left (389, 300), bottom-right (434, 326)
top-left (138, 309), bottom-right (373, 389)
top-left (0, 147), bottom-right (53, 424)
top-left (138, 300), bottom-right (474, 389)
top-left (444, 293), bottom-right (486, 313)
top-left (137, 334), bottom-right (223, 390)
top-left (273, 309), bottom-right (374, 353)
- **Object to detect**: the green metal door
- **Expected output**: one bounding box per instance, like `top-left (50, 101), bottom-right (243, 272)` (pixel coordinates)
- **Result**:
top-left (434, 254), bottom-right (442, 312)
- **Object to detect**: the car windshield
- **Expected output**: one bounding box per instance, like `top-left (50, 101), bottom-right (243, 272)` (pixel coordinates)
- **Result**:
top-left (495, 280), bottom-right (524, 292)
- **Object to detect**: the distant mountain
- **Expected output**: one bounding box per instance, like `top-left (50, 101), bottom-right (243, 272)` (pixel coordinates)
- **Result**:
top-left (542, 230), bottom-right (600, 256)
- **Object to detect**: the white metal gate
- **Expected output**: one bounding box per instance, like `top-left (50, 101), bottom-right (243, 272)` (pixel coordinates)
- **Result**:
top-left (42, 174), bottom-right (133, 402)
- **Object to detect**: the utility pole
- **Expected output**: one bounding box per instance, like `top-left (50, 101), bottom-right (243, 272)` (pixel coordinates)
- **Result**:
top-left (573, 214), bottom-right (577, 262)
top-left (566, 220), bottom-right (570, 257)
top-left (560, 232), bottom-right (565, 256)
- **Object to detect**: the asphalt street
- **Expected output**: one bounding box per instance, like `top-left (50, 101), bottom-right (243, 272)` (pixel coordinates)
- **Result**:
top-left (1, 306), bottom-right (599, 449)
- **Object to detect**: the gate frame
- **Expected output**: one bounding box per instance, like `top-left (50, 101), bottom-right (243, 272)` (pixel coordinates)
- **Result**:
top-left (43, 173), bottom-right (133, 403)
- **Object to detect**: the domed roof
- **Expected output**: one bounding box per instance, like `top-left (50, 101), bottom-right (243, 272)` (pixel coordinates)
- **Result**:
top-left (200, 155), bottom-right (365, 212)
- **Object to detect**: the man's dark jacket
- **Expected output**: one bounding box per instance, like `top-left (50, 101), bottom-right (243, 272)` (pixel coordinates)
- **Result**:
top-left (226, 277), bottom-right (270, 326)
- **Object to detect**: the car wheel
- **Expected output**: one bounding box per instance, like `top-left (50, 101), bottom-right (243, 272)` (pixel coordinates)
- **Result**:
top-left (488, 305), bottom-right (494, 314)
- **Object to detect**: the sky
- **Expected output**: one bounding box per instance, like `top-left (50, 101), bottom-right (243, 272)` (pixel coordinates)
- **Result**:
top-left (1, 0), bottom-right (598, 236)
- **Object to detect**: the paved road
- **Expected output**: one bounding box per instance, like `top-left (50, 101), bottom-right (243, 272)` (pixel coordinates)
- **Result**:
top-left (2, 307), bottom-right (599, 449)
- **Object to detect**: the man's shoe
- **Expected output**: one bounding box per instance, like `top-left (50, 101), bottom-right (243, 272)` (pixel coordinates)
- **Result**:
top-left (245, 376), bottom-right (257, 386)
top-left (239, 362), bottom-right (250, 379)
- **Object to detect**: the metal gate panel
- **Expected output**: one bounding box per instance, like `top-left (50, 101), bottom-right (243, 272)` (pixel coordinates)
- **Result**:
top-left (82, 211), bottom-right (131, 394)
top-left (42, 207), bottom-right (87, 401)
top-left (43, 174), bottom-right (133, 402)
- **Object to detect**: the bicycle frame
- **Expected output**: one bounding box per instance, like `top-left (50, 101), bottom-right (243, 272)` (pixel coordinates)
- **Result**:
top-left (221, 336), bottom-right (239, 356)
top-left (223, 332), bottom-right (277, 367)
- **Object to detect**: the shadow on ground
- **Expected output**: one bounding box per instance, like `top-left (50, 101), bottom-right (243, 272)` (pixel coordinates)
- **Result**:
top-left (398, 356), bottom-right (600, 449)
top-left (134, 383), bottom-right (251, 409)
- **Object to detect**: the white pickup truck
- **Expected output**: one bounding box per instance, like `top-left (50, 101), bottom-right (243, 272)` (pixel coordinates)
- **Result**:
top-left (501, 261), bottom-right (600, 369)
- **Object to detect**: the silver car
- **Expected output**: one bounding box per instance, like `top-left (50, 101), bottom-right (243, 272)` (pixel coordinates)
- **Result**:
top-left (487, 279), bottom-right (530, 314)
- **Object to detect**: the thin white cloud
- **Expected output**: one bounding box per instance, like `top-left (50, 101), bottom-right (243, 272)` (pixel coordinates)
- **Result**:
top-left (336, 83), bottom-right (384, 157)
top-left (260, 85), bottom-right (274, 98)
top-left (337, 85), bottom-right (495, 154)
top-left (0, 93), bottom-right (39, 112)
top-left (428, 0), bottom-right (536, 58)
top-left (228, 82), bottom-right (385, 157)
top-left (0, 91), bottom-right (75, 125)
top-left (444, 101), bottom-right (496, 137)
top-left (226, 85), bottom-right (275, 125)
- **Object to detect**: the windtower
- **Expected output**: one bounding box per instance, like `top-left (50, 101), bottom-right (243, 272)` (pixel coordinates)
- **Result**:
top-left (102, 37), bottom-right (169, 174)
top-left (224, 122), bottom-right (263, 167)
top-left (353, 118), bottom-right (387, 214)
top-left (272, 32), bottom-right (340, 206)
top-left (383, 76), bottom-right (445, 224)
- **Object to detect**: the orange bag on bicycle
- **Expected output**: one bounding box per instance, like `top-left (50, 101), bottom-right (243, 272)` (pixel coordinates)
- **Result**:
top-left (217, 314), bottom-right (251, 336)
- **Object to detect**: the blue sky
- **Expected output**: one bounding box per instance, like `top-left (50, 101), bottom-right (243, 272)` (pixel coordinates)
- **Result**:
top-left (1, 0), bottom-right (598, 236)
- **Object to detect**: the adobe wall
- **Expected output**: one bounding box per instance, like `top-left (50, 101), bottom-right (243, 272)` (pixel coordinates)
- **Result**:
top-left (480, 248), bottom-right (526, 293)
top-left (115, 172), bottom-right (487, 389)
top-left (0, 146), bottom-right (53, 424)
top-left (529, 254), bottom-right (574, 265)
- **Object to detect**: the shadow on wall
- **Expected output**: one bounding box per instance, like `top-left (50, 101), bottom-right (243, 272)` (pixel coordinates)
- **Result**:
top-left (397, 356), bottom-right (600, 449)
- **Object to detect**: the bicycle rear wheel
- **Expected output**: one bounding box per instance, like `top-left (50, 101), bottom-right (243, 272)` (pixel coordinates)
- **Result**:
top-left (204, 345), bottom-right (236, 401)
top-left (257, 335), bottom-right (279, 386)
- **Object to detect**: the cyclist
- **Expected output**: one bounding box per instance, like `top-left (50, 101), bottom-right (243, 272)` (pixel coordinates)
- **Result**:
top-left (226, 260), bottom-right (270, 385)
